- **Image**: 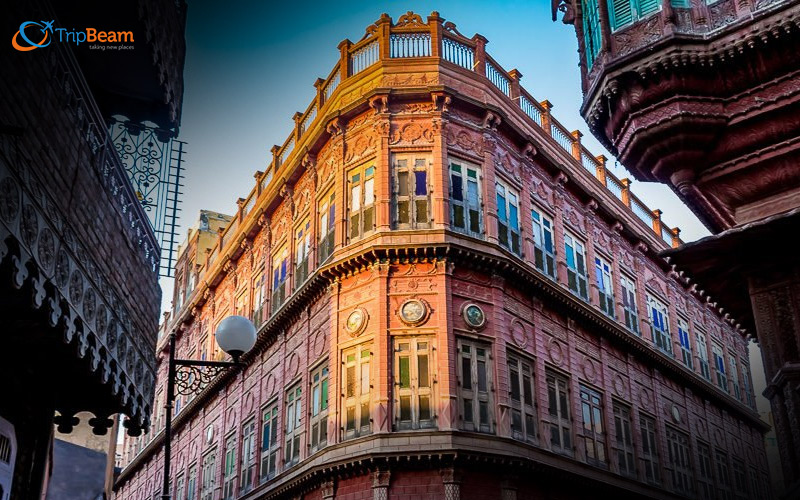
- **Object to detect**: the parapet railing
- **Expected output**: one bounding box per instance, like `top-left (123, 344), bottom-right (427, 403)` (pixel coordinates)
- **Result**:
top-left (197, 11), bottom-right (683, 278)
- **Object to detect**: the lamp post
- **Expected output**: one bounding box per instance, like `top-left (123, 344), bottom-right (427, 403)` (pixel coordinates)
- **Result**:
top-left (161, 315), bottom-right (257, 500)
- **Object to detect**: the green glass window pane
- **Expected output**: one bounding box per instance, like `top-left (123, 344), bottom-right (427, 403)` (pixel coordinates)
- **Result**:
top-left (399, 356), bottom-right (410, 388)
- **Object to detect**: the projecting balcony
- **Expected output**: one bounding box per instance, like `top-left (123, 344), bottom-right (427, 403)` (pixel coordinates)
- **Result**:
top-left (0, 0), bottom-right (185, 436)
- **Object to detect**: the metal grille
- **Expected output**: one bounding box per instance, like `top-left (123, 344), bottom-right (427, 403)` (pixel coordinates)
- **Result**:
top-left (109, 118), bottom-right (186, 277)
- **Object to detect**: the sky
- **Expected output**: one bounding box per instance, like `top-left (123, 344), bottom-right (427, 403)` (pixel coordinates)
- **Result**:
top-left (159, 0), bottom-right (711, 312)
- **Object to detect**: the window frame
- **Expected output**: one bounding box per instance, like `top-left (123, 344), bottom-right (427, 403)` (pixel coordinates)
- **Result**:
top-left (564, 232), bottom-right (589, 300)
top-left (449, 160), bottom-right (483, 238)
top-left (665, 426), bottom-right (693, 496)
top-left (457, 338), bottom-right (493, 434)
top-left (271, 245), bottom-right (290, 314)
top-left (619, 274), bottom-right (639, 335)
top-left (546, 370), bottom-right (572, 456)
top-left (696, 328), bottom-right (711, 381)
top-left (240, 418), bottom-right (257, 493)
top-left (640, 414), bottom-right (661, 485)
top-left (348, 163), bottom-right (376, 241)
top-left (647, 294), bottom-right (673, 356)
top-left (612, 402), bottom-right (636, 477)
top-left (712, 342), bottom-right (728, 392)
top-left (309, 362), bottom-right (330, 453)
top-left (200, 450), bottom-right (216, 500)
top-left (222, 433), bottom-right (237, 500)
top-left (677, 317), bottom-right (693, 370)
top-left (697, 441), bottom-right (714, 500)
top-left (392, 153), bottom-right (431, 229)
top-left (284, 383), bottom-right (303, 468)
top-left (343, 343), bottom-right (373, 440)
top-left (259, 402), bottom-right (280, 483)
top-left (531, 206), bottom-right (556, 279)
top-left (508, 352), bottom-right (538, 444)
top-left (294, 218), bottom-right (312, 287)
top-left (394, 337), bottom-right (435, 431)
top-left (579, 384), bottom-right (607, 468)
top-left (728, 353), bottom-right (741, 401)
top-left (495, 180), bottom-right (521, 256)
top-left (318, 191), bottom-right (336, 264)
top-left (594, 254), bottom-right (615, 318)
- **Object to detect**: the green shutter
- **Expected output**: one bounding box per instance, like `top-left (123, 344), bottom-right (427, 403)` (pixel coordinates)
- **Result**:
top-left (670, 0), bottom-right (690, 6)
top-left (583, 0), bottom-right (602, 69)
top-left (608, 0), bottom-right (633, 31)
top-left (637, 0), bottom-right (661, 17)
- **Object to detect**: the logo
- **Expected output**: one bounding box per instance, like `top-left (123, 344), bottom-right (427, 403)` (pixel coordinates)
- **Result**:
top-left (12, 20), bottom-right (53, 51)
top-left (12, 20), bottom-right (134, 52)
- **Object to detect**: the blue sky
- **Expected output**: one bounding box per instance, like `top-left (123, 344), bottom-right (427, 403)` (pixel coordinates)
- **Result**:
top-left (161, 0), bottom-right (709, 310)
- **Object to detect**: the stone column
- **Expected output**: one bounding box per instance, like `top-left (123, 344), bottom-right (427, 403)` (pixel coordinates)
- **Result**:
top-left (441, 467), bottom-right (461, 500)
top-left (321, 479), bottom-right (336, 499)
top-left (372, 469), bottom-right (390, 500)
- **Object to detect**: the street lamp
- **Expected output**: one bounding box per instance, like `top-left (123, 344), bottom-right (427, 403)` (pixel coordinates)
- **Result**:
top-left (161, 315), bottom-right (257, 500)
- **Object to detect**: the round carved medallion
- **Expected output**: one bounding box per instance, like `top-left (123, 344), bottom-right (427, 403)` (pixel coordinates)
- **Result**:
top-left (205, 424), bottom-right (214, 444)
top-left (671, 405), bottom-right (681, 424)
top-left (461, 303), bottom-right (486, 330)
top-left (37, 227), bottom-right (56, 272)
top-left (399, 299), bottom-right (428, 326)
top-left (345, 307), bottom-right (368, 337)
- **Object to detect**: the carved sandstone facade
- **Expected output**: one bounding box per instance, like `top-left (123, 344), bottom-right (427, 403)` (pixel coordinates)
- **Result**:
top-left (117, 12), bottom-right (767, 500)
top-left (555, 0), bottom-right (800, 491)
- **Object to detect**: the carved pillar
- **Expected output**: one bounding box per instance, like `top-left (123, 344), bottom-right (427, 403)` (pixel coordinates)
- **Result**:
top-left (633, 243), bottom-right (651, 341)
top-left (375, 262), bottom-right (392, 433)
top-left (321, 479), bottom-right (336, 499)
top-left (583, 200), bottom-right (600, 308)
top-left (441, 467), bottom-right (461, 500)
top-left (500, 475), bottom-right (517, 500)
top-left (372, 469), bottom-right (390, 500)
top-left (374, 112), bottom-right (391, 232)
top-left (553, 174), bottom-right (569, 286)
top-left (431, 107), bottom-right (449, 231)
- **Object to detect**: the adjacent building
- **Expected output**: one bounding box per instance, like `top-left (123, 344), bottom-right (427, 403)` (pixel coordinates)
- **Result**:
top-left (552, 0), bottom-right (800, 494)
top-left (1, 0), bottom-right (186, 498)
top-left (117, 12), bottom-right (768, 500)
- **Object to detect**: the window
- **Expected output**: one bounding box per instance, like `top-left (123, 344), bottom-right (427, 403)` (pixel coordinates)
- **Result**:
top-left (620, 275), bottom-right (639, 335)
top-left (284, 384), bottom-right (303, 467)
top-left (580, 385), bottom-right (607, 467)
top-left (252, 270), bottom-right (266, 327)
top-left (677, 318), bottom-right (693, 370)
top-left (582, 0), bottom-right (602, 69)
top-left (496, 181), bottom-right (521, 255)
top-left (594, 255), bottom-right (614, 317)
top-left (742, 364), bottom-right (754, 409)
top-left (729, 354), bottom-right (741, 401)
top-left (271, 246), bottom-right (289, 314)
top-left (222, 435), bottom-right (236, 500)
top-left (259, 404), bottom-right (279, 482)
top-left (458, 340), bottom-right (493, 433)
top-left (666, 427), bottom-right (693, 495)
top-left (348, 164), bottom-right (375, 240)
top-left (508, 354), bottom-right (537, 443)
top-left (696, 329), bottom-right (711, 381)
top-left (343, 344), bottom-right (372, 439)
top-left (450, 162), bottom-right (482, 237)
top-left (748, 467), bottom-right (761, 500)
top-left (647, 295), bottom-right (673, 356)
top-left (640, 415), bottom-right (660, 484)
top-left (393, 154), bottom-right (430, 229)
top-left (608, 0), bottom-right (661, 31)
top-left (716, 449), bottom-right (733, 500)
top-left (318, 192), bottom-right (335, 264)
top-left (697, 442), bottom-right (714, 500)
top-left (564, 233), bottom-right (588, 300)
top-left (395, 338), bottom-right (435, 430)
top-left (175, 474), bottom-right (185, 500)
top-left (240, 419), bottom-right (256, 493)
top-left (546, 371), bottom-right (572, 455)
top-left (531, 208), bottom-right (555, 279)
top-left (612, 403), bottom-right (636, 477)
top-left (295, 220), bottom-right (312, 286)
top-left (235, 289), bottom-right (248, 319)
top-left (732, 458), bottom-right (748, 499)
top-left (309, 363), bottom-right (329, 452)
top-left (200, 451), bottom-right (216, 500)
top-left (712, 343), bottom-right (728, 392)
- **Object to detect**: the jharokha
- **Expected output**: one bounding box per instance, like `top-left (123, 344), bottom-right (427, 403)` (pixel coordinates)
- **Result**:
top-left (116, 12), bottom-right (770, 500)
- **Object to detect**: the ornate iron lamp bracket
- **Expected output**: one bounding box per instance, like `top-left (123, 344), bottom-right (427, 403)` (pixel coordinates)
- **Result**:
top-left (174, 363), bottom-right (228, 396)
